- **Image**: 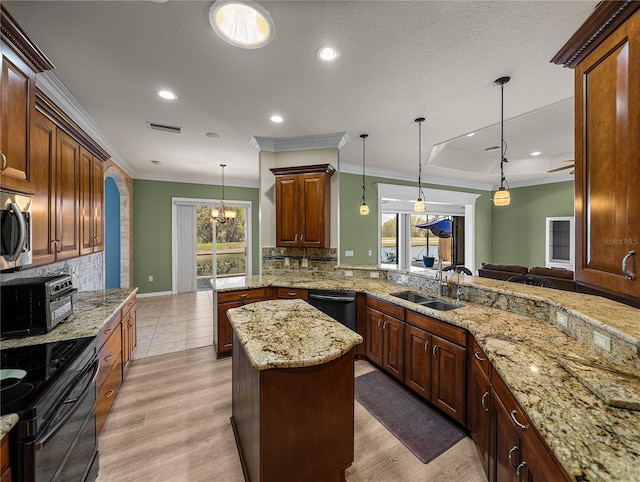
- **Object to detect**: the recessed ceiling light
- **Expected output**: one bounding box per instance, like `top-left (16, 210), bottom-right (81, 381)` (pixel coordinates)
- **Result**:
top-left (158, 90), bottom-right (177, 100)
top-left (206, 132), bottom-right (221, 138)
top-left (466, 132), bottom-right (475, 137)
top-left (270, 115), bottom-right (283, 123)
top-left (316, 45), bottom-right (340, 62)
top-left (210, 1), bottom-right (274, 49)
top-left (531, 151), bottom-right (541, 156)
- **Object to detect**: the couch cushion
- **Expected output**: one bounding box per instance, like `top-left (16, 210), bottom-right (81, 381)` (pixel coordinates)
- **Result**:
top-left (530, 267), bottom-right (574, 279)
top-left (480, 263), bottom-right (528, 274)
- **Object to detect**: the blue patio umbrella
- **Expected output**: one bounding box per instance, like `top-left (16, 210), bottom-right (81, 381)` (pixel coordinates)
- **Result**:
top-left (414, 218), bottom-right (452, 238)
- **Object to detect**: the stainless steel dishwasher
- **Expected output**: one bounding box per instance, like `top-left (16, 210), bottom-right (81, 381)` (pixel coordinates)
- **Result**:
top-left (307, 290), bottom-right (357, 331)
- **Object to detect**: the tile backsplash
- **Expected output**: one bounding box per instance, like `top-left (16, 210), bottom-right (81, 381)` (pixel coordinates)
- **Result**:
top-left (262, 247), bottom-right (337, 272)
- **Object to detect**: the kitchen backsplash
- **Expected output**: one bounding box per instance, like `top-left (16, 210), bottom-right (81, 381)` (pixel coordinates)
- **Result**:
top-left (262, 247), bottom-right (338, 272)
top-left (0, 253), bottom-right (103, 292)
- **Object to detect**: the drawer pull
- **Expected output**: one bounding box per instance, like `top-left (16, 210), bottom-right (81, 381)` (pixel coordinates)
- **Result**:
top-left (510, 410), bottom-right (528, 429)
top-left (287, 292), bottom-right (297, 296)
top-left (622, 250), bottom-right (636, 280)
top-left (104, 328), bottom-right (113, 335)
top-left (104, 354), bottom-right (114, 362)
top-left (516, 461), bottom-right (527, 479)
top-left (481, 391), bottom-right (489, 411)
top-left (474, 351), bottom-right (486, 362)
top-left (424, 340), bottom-right (429, 352)
top-left (432, 344), bottom-right (438, 358)
top-left (239, 294), bottom-right (248, 298)
top-left (105, 389), bottom-right (115, 399)
top-left (377, 318), bottom-right (382, 329)
top-left (0, 151), bottom-right (6, 170)
top-left (508, 445), bottom-right (519, 467)
top-left (383, 321), bottom-right (388, 330)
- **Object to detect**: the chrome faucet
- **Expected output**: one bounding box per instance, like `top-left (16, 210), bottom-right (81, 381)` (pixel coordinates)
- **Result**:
top-left (436, 259), bottom-right (443, 298)
top-left (454, 269), bottom-right (463, 303)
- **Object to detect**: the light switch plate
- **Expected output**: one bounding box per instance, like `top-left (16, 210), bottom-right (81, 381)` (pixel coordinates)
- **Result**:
top-left (148, 275), bottom-right (153, 282)
top-left (368, 250), bottom-right (372, 256)
top-left (556, 312), bottom-right (568, 328)
top-left (284, 257), bottom-right (290, 266)
top-left (594, 331), bottom-right (612, 352)
top-left (344, 270), bottom-right (354, 277)
top-left (345, 250), bottom-right (354, 257)
top-left (301, 258), bottom-right (308, 267)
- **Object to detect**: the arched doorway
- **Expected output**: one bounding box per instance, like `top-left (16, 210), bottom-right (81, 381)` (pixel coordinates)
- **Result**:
top-left (104, 171), bottom-right (132, 289)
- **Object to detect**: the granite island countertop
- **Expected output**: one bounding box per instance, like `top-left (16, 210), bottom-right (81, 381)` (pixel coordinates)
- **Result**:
top-left (215, 272), bottom-right (640, 481)
top-left (227, 299), bottom-right (363, 371)
top-left (0, 414), bottom-right (19, 441)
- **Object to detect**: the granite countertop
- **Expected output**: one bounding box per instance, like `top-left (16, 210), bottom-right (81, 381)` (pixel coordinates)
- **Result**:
top-left (0, 288), bottom-right (138, 350)
top-left (215, 272), bottom-right (640, 481)
top-left (0, 414), bottom-right (19, 441)
top-left (227, 299), bottom-right (363, 371)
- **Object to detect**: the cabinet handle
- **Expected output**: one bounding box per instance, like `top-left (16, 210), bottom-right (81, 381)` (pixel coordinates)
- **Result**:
top-left (510, 410), bottom-right (528, 429)
top-left (0, 151), bottom-right (6, 171)
top-left (105, 389), bottom-right (115, 399)
top-left (57, 240), bottom-right (63, 252)
top-left (424, 340), bottom-right (429, 352)
top-left (432, 344), bottom-right (438, 358)
top-left (481, 391), bottom-right (489, 411)
top-left (239, 294), bottom-right (248, 298)
top-left (383, 321), bottom-right (388, 330)
top-left (516, 461), bottom-right (527, 479)
top-left (622, 250), bottom-right (636, 281)
top-left (377, 318), bottom-right (382, 329)
top-left (508, 445), bottom-right (519, 468)
top-left (287, 292), bottom-right (297, 296)
top-left (474, 351), bottom-right (486, 362)
top-left (104, 354), bottom-right (114, 362)
top-left (300, 234), bottom-right (304, 243)
top-left (294, 234), bottom-right (298, 243)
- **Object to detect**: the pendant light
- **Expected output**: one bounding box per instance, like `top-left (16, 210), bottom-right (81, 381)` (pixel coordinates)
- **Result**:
top-left (414, 117), bottom-right (426, 213)
top-left (359, 134), bottom-right (370, 215)
top-left (494, 76), bottom-right (511, 206)
top-left (211, 164), bottom-right (237, 224)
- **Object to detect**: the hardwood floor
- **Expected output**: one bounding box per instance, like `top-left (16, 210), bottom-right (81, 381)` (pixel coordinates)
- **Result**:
top-left (97, 347), bottom-right (487, 482)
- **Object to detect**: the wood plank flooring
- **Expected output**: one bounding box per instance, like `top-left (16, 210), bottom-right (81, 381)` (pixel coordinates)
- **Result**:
top-left (97, 347), bottom-right (487, 482)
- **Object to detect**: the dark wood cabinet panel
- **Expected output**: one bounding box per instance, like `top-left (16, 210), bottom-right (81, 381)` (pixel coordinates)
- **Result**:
top-left (431, 335), bottom-right (466, 424)
top-left (274, 175), bottom-right (299, 247)
top-left (493, 390), bottom-right (521, 482)
top-left (404, 324), bottom-right (431, 398)
top-left (55, 130), bottom-right (80, 260)
top-left (275, 287), bottom-right (308, 299)
top-left (469, 355), bottom-right (491, 479)
top-left (365, 306), bottom-right (384, 366)
top-left (298, 172), bottom-right (327, 248)
top-left (382, 314), bottom-right (404, 382)
top-left (80, 147), bottom-right (103, 255)
top-left (122, 298), bottom-right (137, 374)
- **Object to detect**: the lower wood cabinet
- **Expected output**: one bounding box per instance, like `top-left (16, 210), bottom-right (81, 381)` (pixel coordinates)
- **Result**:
top-left (468, 339), bottom-right (492, 479)
top-left (95, 318), bottom-right (122, 434)
top-left (121, 293), bottom-right (137, 373)
top-left (365, 297), bottom-right (405, 382)
top-left (0, 431), bottom-right (11, 482)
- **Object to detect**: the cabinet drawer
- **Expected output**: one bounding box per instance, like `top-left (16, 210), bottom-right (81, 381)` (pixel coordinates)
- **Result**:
top-left (470, 338), bottom-right (491, 378)
top-left (95, 356), bottom-right (123, 434)
top-left (367, 296), bottom-right (404, 320)
top-left (492, 369), bottom-right (529, 433)
top-left (97, 313), bottom-right (121, 350)
top-left (275, 287), bottom-right (308, 300)
top-left (97, 326), bottom-right (122, 390)
top-left (406, 310), bottom-right (466, 347)
top-left (121, 293), bottom-right (137, 319)
top-left (218, 288), bottom-right (268, 303)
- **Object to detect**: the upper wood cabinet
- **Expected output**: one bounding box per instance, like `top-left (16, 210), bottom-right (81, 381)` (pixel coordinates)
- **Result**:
top-left (553, 2), bottom-right (640, 304)
top-left (80, 146), bottom-right (104, 255)
top-left (0, 6), bottom-right (54, 194)
top-left (270, 164), bottom-right (335, 249)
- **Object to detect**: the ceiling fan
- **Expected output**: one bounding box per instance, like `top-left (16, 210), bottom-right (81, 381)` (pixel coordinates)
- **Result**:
top-left (548, 160), bottom-right (575, 174)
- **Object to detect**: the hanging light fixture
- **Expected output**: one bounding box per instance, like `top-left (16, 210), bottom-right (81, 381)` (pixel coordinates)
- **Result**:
top-left (211, 164), bottom-right (237, 224)
top-left (414, 117), bottom-right (426, 213)
top-left (359, 134), bottom-right (370, 215)
top-left (494, 76), bottom-right (511, 206)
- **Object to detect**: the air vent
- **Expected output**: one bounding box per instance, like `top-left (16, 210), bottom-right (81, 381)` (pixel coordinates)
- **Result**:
top-left (484, 145), bottom-right (500, 151)
top-left (147, 122), bottom-right (182, 134)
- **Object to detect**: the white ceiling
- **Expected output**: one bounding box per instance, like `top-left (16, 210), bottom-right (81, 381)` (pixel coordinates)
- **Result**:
top-left (5, 0), bottom-right (597, 190)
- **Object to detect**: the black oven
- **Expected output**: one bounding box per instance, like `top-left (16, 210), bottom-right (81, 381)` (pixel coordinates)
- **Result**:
top-left (1, 190), bottom-right (32, 271)
top-left (1, 337), bottom-right (98, 482)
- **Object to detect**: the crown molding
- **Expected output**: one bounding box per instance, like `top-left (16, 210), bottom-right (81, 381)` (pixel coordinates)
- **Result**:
top-left (36, 71), bottom-right (136, 177)
top-left (135, 172), bottom-right (260, 189)
top-left (249, 132), bottom-right (350, 152)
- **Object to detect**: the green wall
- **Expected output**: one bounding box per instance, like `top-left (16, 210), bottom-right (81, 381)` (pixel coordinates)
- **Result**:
top-left (133, 179), bottom-right (260, 294)
top-left (339, 172), bottom-right (492, 270)
top-left (490, 181), bottom-right (574, 267)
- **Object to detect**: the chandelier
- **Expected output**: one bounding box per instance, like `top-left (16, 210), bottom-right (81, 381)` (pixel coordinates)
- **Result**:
top-left (211, 163), bottom-right (236, 224)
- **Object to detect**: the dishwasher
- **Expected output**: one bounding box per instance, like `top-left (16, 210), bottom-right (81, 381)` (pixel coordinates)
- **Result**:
top-left (308, 289), bottom-right (357, 331)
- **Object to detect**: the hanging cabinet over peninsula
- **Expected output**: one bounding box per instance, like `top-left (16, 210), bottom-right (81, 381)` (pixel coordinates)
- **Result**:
top-left (552, 2), bottom-right (640, 304)
top-left (270, 164), bottom-right (335, 249)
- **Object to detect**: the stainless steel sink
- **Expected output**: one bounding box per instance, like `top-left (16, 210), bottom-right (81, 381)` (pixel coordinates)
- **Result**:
top-left (422, 300), bottom-right (463, 311)
top-left (391, 291), bottom-right (436, 304)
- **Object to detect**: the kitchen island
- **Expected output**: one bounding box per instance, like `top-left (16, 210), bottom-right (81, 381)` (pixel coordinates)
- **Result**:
top-left (227, 299), bottom-right (362, 482)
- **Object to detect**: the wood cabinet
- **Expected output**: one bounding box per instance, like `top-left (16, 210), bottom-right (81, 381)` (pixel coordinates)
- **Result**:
top-left (270, 164), bottom-right (335, 248)
top-left (552, 2), bottom-right (640, 304)
top-left (95, 312), bottom-right (123, 434)
top-left (0, 6), bottom-right (54, 194)
top-left (404, 311), bottom-right (467, 424)
top-left (0, 431), bottom-right (11, 482)
top-left (467, 339), bottom-right (492, 479)
top-left (214, 288), bottom-right (271, 357)
top-left (121, 292), bottom-right (137, 373)
top-left (54, 130), bottom-right (81, 260)
top-left (275, 287), bottom-right (308, 300)
top-left (365, 297), bottom-right (405, 382)
top-left (80, 147), bottom-right (104, 255)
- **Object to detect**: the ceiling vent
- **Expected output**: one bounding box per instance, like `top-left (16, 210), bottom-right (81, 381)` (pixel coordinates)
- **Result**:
top-left (147, 121), bottom-right (182, 134)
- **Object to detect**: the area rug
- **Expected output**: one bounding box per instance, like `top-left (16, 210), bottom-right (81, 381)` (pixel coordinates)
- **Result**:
top-left (355, 370), bottom-right (465, 464)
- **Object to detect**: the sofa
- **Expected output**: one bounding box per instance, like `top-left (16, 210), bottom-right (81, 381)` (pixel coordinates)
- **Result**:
top-left (478, 263), bottom-right (576, 292)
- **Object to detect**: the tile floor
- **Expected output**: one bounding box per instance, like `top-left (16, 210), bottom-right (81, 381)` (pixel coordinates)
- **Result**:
top-left (134, 290), bottom-right (214, 359)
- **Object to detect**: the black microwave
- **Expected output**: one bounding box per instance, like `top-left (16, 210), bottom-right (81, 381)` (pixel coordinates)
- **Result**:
top-left (1, 190), bottom-right (32, 270)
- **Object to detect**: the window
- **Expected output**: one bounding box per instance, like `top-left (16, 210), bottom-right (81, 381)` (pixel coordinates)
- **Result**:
top-left (546, 216), bottom-right (574, 270)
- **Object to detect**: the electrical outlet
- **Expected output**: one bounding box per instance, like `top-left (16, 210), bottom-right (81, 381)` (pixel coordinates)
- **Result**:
top-left (368, 249), bottom-right (372, 256)
top-left (284, 257), bottom-right (290, 266)
top-left (344, 270), bottom-right (354, 278)
top-left (556, 312), bottom-right (568, 328)
top-left (594, 331), bottom-right (612, 352)
top-left (345, 250), bottom-right (354, 257)
top-left (369, 271), bottom-right (379, 279)
top-left (301, 258), bottom-right (309, 268)
top-left (148, 275), bottom-right (154, 282)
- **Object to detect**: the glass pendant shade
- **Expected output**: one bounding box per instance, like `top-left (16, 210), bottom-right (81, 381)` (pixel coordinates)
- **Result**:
top-left (414, 199), bottom-right (426, 213)
top-left (414, 117), bottom-right (426, 213)
top-left (494, 187), bottom-right (511, 206)
top-left (359, 133), bottom-right (370, 216)
top-left (360, 203), bottom-right (370, 215)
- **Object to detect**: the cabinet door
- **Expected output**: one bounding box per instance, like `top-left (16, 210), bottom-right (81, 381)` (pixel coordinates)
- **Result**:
top-left (365, 307), bottom-right (384, 366)
top-left (0, 43), bottom-right (35, 193)
top-left (469, 358), bottom-right (491, 479)
top-left (404, 324), bottom-right (431, 399)
top-left (80, 147), bottom-right (93, 255)
top-left (431, 335), bottom-right (466, 424)
top-left (522, 428), bottom-right (571, 482)
top-left (217, 301), bottom-right (243, 356)
top-left (299, 172), bottom-right (327, 248)
top-left (382, 315), bottom-right (404, 382)
top-left (274, 175), bottom-right (300, 247)
top-left (574, 10), bottom-right (640, 298)
top-left (92, 157), bottom-right (104, 251)
top-left (55, 131), bottom-right (80, 260)
top-left (493, 389), bottom-right (521, 482)
top-left (30, 110), bottom-right (56, 266)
